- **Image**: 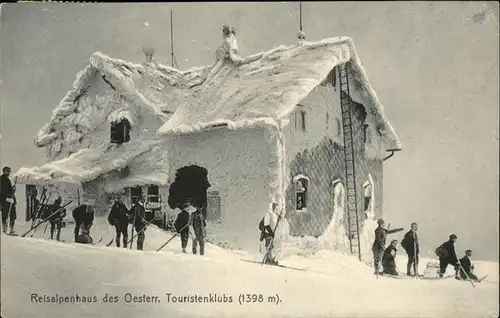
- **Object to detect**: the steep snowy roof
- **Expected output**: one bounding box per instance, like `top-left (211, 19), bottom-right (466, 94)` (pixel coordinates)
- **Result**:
top-left (158, 36), bottom-right (401, 151)
top-left (14, 139), bottom-right (167, 187)
top-left (34, 52), bottom-right (212, 151)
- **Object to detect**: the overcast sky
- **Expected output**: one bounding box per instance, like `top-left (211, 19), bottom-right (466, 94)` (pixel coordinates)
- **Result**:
top-left (0, 2), bottom-right (498, 261)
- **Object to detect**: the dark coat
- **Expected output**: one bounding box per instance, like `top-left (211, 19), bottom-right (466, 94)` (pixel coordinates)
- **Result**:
top-left (72, 204), bottom-right (95, 228)
top-left (0, 174), bottom-right (14, 205)
top-left (372, 226), bottom-right (404, 252)
top-left (191, 210), bottom-right (206, 238)
top-left (436, 240), bottom-right (458, 263)
top-left (459, 256), bottom-right (474, 274)
top-left (130, 203), bottom-right (147, 231)
top-left (382, 245), bottom-right (398, 273)
top-left (174, 210), bottom-right (190, 233)
top-left (108, 201), bottom-right (130, 227)
top-left (402, 230), bottom-right (420, 255)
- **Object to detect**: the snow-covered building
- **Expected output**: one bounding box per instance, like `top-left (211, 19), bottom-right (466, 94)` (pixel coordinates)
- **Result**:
top-left (15, 27), bottom-right (401, 259)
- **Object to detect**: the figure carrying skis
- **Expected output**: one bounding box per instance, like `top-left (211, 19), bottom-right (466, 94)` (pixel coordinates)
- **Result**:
top-left (259, 202), bottom-right (279, 265)
top-left (48, 197), bottom-right (66, 241)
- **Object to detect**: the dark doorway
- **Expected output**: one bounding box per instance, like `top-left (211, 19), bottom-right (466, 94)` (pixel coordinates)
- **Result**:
top-left (168, 165), bottom-right (211, 219)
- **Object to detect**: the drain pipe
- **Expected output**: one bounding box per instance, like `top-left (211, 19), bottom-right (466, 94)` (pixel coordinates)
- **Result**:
top-left (383, 149), bottom-right (401, 161)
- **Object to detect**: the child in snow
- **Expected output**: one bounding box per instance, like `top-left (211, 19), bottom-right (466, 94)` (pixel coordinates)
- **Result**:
top-left (372, 219), bottom-right (404, 274)
top-left (382, 240), bottom-right (399, 276)
top-left (259, 202), bottom-right (279, 265)
top-left (174, 201), bottom-right (193, 254)
top-left (458, 249), bottom-right (480, 281)
top-left (435, 234), bottom-right (460, 279)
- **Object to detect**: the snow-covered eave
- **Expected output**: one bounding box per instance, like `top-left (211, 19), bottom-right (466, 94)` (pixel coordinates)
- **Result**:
top-left (14, 139), bottom-right (164, 186)
top-left (157, 117), bottom-right (281, 136)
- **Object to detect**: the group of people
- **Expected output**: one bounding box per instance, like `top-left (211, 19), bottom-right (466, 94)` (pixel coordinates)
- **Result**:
top-left (372, 219), bottom-right (482, 282)
top-left (173, 198), bottom-right (207, 255)
top-left (107, 196), bottom-right (148, 250)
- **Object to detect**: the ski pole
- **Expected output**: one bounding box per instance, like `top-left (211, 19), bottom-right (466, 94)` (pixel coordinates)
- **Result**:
top-left (21, 201), bottom-right (73, 237)
top-left (156, 222), bottom-right (190, 252)
top-left (126, 216), bottom-right (154, 245)
top-left (456, 258), bottom-right (476, 288)
top-left (129, 209), bottom-right (137, 249)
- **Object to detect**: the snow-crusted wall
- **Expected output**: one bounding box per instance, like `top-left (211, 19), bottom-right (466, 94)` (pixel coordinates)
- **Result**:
top-left (168, 127), bottom-right (275, 252)
top-left (282, 73), bottom-right (384, 260)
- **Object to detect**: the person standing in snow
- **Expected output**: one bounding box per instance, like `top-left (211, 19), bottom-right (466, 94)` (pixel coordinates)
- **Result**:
top-left (189, 201), bottom-right (206, 255)
top-left (382, 239), bottom-right (399, 276)
top-left (130, 197), bottom-right (147, 251)
top-left (259, 202), bottom-right (280, 265)
top-left (0, 166), bottom-right (17, 235)
top-left (174, 202), bottom-right (192, 253)
top-left (372, 219), bottom-right (404, 274)
top-left (435, 234), bottom-right (460, 279)
top-left (107, 198), bottom-right (130, 248)
top-left (48, 197), bottom-right (66, 241)
top-left (401, 222), bottom-right (420, 276)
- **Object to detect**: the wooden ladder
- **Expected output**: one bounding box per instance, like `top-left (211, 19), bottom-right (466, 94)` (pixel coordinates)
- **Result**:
top-left (338, 63), bottom-right (361, 261)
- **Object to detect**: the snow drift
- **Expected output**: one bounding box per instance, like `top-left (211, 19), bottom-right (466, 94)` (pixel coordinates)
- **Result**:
top-left (1, 217), bottom-right (498, 318)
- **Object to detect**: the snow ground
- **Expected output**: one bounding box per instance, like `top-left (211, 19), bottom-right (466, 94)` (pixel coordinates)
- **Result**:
top-left (1, 217), bottom-right (498, 318)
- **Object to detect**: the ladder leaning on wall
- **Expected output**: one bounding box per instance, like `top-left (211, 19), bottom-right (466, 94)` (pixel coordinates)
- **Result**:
top-left (338, 63), bottom-right (362, 261)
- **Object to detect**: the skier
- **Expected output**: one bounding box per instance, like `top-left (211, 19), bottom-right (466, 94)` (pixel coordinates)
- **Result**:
top-left (130, 197), bottom-right (147, 251)
top-left (0, 166), bottom-right (17, 234)
top-left (382, 239), bottom-right (399, 276)
top-left (372, 219), bottom-right (404, 274)
top-left (190, 202), bottom-right (206, 256)
top-left (458, 249), bottom-right (480, 281)
top-left (401, 222), bottom-right (420, 276)
top-left (259, 202), bottom-right (279, 265)
top-left (72, 204), bottom-right (95, 242)
top-left (107, 198), bottom-right (130, 248)
top-left (174, 201), bottom-right (191, 253)
top-left (435, 234), bottom-right (460, 279)
top-left (48, 197), bottom-right (66, 241)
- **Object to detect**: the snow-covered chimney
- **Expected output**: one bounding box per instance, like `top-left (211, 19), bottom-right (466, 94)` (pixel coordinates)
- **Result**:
top-left (215, 25), bottom-right (244, 65)
top-left (142, 47), bottom-right (155, 64)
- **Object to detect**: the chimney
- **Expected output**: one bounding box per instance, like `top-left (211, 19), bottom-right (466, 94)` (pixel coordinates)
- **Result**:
top-left (142, 47), bottom-right (155, 64)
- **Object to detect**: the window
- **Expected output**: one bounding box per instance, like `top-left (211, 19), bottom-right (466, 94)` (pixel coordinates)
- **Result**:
top-left (130, 186), bottom-right (143, 205)
top-left (336, 118), bottom-right (342, 136)
top-left (110, 118), bottom-right (131, 145)
top-left (363, 181), bottom-right (372, 220)
top-left (207, 190), bottom-right (221, 221)
top-left (363, 124), bottom-right (370, 143)
top-left (293, 175), bottom-right (309, 212)
top-left (294, 109), bottom-right (307, 132)
top-left (146, 185), bottom-right (161, 210)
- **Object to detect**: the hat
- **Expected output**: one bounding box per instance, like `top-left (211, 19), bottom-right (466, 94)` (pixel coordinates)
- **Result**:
top-left (449, 234), bottom-right (458, 240)
top-left (377, 219), bottom-right (385, 225)
top-left (465, 249), bottom-right (472, 253)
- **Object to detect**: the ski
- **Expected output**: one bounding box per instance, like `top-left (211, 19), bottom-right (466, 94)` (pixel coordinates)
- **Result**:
top-left (91, 237), bottom-right (103, 245)
top-left (105, 236), bottom-right (115, 247)
top-left (240, 259), bottom-right (309, 272)
top-left (457, 275), bottom-right (487, 283)
top-left (20, 201), bottom-right (73, 238)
